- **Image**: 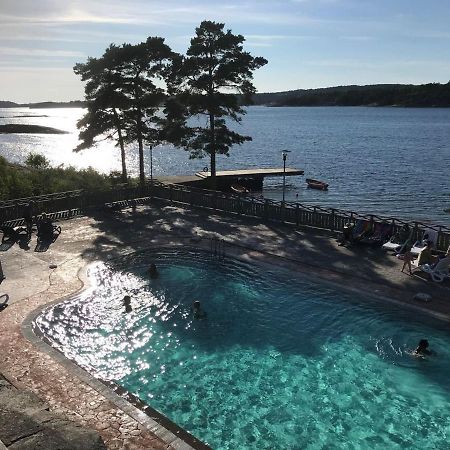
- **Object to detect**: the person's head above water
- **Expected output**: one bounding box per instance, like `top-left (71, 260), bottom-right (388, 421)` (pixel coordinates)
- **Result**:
top-left (418, 339), bottom-right (429, 349)
top-left (193, 300), bottom-right (201, 309)
top-left (123, 295), bottom-right (131, 304)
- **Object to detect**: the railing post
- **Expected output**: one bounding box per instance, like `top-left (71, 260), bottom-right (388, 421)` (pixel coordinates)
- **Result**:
top-left (296, 204), bottom-right (299, 226)
top-left (330, 208), bottom-right (335, 231)
top-left (413, 222), bottom-right (419, 242)
top-left (264, 199), bottom-right (269, 220)
top-left (169, 185), bottom-right (173, 203)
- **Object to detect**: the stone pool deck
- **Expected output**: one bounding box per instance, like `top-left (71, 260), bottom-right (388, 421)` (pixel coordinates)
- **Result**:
top-left (0, 199), bottom-right (449, 449)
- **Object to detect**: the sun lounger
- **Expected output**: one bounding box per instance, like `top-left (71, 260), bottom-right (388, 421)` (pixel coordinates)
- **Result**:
top-left (351, 219), bottom-right (372, 242)
top-left (382, 225), bottom-right (413, 253)
top-left (418, 257), bottom-right (450, 282)
top-left (37, 219), bottom-right (61, 243)
top-left (1, 225), bottom-right (27, 242)
top-left (410, 228), bottom-right (438, 256)
top-left (360, 222), bottom-right (392, 246)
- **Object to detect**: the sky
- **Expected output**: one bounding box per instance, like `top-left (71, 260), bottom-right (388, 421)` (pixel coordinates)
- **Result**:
top-left (1, 0), bottom-right (450, 103)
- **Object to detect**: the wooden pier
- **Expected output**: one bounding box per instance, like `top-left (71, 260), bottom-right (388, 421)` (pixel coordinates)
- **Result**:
top-left (195, 167), bottom-right (304, 190)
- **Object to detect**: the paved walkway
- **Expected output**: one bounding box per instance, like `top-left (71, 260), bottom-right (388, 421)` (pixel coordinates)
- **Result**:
top-left (0, 199), bottom-right (449, 449)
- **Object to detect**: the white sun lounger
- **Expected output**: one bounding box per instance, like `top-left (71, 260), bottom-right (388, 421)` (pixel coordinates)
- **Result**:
top-left (382, 228), bottom-right (413, 253)
top-left (419, 257), bottom-right (450, 282)
top-left (410, 228), bottom-right (438, 256)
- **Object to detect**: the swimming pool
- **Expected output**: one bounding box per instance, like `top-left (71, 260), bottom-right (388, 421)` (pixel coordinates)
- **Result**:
top-left (35, 249), bottom-right (450, 449)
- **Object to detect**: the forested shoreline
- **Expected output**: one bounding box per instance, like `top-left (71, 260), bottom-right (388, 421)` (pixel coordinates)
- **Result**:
top-left (3, 82), bottom-right (450, 110)
top-left (252, 82), bottom-right (450, 107)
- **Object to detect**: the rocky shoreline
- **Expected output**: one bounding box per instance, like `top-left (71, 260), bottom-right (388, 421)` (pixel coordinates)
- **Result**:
top-left (0, 124), bottom-right (68, 134)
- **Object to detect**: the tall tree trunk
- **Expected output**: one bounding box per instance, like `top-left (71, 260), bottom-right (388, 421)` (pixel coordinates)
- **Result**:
top-left (113, 108), bottom-right (127, 183)
top-left (136, 108), bottom-right (145, 185)
top-left (209, 113), bottom-right (216, 191)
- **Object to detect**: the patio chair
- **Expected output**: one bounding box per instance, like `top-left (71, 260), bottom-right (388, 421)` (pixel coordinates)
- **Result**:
top-left (410, 228), bottom-right (438, 256)
top-left (37, 217), bottom-right (61, 243)
top-left (418, 257), bottom-right (450, 282)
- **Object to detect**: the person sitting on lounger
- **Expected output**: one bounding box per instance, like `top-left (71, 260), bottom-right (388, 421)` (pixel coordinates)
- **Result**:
top-left (338, 222), bottom-right (354, 246)
top-left (37, 213), bottom-right (55, 241)
top-left (416, 241), bottom-right (438, 266)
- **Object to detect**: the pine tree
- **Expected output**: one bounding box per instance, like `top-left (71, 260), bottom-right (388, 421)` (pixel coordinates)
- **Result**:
top-left (165, 21), bottom-right (267, 189)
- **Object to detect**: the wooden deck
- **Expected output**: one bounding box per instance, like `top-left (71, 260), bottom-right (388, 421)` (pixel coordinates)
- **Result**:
top-left (195, 167), bottom-right (304, 179)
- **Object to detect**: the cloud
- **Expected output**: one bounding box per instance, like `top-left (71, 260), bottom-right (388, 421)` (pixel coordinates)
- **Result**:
top-left (0, 47), bottom-right (85, 58)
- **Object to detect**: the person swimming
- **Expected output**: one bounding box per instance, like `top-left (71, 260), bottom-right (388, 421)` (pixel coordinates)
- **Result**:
top-left (123, 295), bottom-right (132, 313)
top-left (192, 300), bottom-right (207, 319)
top-left (148, 263), bottom-right (159, 279)
top-left (413, 339), bottom-right (434, 356)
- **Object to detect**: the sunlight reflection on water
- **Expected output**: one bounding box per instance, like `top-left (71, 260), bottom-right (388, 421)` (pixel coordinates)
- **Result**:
top-left (1, 106), bottom-right (449, 222)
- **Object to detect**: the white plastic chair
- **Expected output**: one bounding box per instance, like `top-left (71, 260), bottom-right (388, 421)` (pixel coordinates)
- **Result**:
top-left (420, 257), bottom-right (450, 282)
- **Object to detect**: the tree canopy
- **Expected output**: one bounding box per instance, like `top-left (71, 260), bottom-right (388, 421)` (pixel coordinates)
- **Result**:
top-left (165, 20), bottom-right (267, 188)
top-left (75, 21), bottom-right (267, 188)
top-left (74, 38), bottom-right (175, 184)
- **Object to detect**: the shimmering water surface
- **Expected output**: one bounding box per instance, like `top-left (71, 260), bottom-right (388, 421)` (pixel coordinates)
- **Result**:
top-left (1, 106), bottom-right (449, 223)
top-left (36, 249), bottom-right (450, 450)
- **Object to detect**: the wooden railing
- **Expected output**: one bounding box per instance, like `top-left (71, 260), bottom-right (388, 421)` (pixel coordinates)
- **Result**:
top-left (1, 181), bottom-right (449, 251)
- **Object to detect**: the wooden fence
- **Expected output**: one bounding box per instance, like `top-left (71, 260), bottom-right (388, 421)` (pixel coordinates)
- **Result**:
top-left (1, 181), bottom-right (449, 251)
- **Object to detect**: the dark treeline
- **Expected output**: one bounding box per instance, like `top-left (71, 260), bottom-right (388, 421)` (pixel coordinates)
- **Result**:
top-left (253, 82), bottom-right (450, 107)
top-left (0, 100), bottom-right (86, 108)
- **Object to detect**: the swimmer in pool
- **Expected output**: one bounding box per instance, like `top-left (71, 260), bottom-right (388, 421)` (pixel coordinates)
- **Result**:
top-left (148, 263), bottom-right (159, 279)
top-left (123, 295), bottom-right (132, 313)
top-left (413, 339), bottom-right (435, 356)
top-left (192, 300), bottom-right (207, 319)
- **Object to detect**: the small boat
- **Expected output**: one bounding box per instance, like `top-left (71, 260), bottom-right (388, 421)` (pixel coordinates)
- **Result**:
top-left (306, 178), bottom-right (328, 190)
top-left (231, 184), bottom-right (249, 194)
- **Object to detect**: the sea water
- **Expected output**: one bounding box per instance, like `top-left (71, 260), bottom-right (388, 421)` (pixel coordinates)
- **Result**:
top-left (1, 106), bottom-right (449, 222)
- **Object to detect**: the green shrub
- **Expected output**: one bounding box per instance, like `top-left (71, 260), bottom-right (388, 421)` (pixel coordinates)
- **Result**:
top-left (0, 155), bottom-right (121, 200)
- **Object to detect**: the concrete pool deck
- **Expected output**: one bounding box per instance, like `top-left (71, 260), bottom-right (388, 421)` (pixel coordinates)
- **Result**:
top-left (0, 199), bottom-right (449, 449)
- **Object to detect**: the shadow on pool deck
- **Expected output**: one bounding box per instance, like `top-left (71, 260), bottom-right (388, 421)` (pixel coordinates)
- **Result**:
top-left (81, 199), bottom-right (449, 311)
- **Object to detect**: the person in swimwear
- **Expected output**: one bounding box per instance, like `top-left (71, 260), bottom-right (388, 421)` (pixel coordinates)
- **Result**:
top-left (148, 263), bottom-right (159, 279)
top-left (123, 295), bottom-right (132, 313)
top-left (192, 300), bottom-right (207, 319)
top-left (414, 339), bottom-right (434, 356)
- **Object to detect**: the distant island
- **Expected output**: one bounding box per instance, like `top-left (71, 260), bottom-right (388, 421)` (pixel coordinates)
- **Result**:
top-left (253, 82), bottom-right (450, 107)
top-left (0, 100), bottom-right (86, 108)
top-left (1, 82), bottom-right (450, 108)
top-left (0, 124), bottom-right (68, 134)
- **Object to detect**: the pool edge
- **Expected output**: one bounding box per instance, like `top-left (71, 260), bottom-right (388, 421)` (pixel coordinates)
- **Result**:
top-left (21, 258), bottom-right (212, 450)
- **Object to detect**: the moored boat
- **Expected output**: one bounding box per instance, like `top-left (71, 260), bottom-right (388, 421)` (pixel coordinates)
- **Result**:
top-left (230, 184), bottom-right (249, 194)
top-left (306, 178), bottom-right (328, 190)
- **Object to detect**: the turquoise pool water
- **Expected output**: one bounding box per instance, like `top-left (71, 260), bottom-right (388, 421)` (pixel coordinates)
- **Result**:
top-left (36, 249), bottom-right (450, 449)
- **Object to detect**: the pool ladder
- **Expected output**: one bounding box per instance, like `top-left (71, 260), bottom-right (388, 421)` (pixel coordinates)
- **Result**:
top-left (210, 237), bottom-right (225, 259)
